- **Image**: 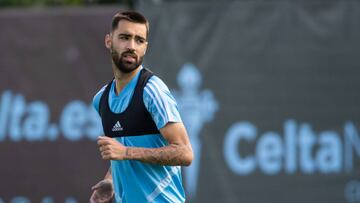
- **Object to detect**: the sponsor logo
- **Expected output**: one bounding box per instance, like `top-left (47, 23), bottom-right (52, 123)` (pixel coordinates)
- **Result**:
top-left (0, 90), bottom-right (102, 141)
top-left (112, 121), bottom-right (123, 132)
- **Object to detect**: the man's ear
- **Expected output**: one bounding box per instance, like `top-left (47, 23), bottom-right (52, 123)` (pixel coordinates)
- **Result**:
top-left (105, 33), bottom-right (112, 49)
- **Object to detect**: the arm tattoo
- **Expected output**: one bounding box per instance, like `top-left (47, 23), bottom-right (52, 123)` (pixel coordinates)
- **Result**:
top-left (125, 144), bottom-right (192, 166)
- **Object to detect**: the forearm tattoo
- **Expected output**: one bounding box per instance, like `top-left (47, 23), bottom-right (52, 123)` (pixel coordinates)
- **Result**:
top-left (125, 144), bottom-right (192, 166)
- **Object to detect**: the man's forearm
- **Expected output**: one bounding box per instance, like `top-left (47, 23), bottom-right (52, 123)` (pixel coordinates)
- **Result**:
top-left (124, 144), bottom-right (193, 166)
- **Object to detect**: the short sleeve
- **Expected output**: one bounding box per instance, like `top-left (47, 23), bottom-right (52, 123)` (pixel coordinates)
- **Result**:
top-left (143, 76), bottom-right (182, 129)
top-left (92, 84), bottom-right (107, 115)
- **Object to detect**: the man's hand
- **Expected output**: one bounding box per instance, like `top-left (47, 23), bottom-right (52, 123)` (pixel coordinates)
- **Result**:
top-left (97, 136), bottom-right (127, 160)
top-left (89, 179), bottom-right (114, 203)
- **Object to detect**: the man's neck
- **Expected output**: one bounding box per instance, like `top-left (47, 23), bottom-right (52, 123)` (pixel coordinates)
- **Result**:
top-left (112, 65), bottom-right (141, 95)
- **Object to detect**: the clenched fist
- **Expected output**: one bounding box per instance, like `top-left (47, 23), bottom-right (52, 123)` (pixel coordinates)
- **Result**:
top-left (97, 136), bottom-right (127, 160)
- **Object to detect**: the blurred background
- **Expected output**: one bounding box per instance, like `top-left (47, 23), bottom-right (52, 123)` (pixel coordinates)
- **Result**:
top-left (1, 0), bottom-right (360, 202)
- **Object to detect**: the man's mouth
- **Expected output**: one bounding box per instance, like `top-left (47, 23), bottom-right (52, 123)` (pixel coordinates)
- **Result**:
top-left (122, 53), bottom-right (137, 63)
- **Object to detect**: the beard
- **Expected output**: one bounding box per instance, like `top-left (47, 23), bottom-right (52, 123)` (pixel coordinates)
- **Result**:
top-left (111, 47), bottom-right (143, 73)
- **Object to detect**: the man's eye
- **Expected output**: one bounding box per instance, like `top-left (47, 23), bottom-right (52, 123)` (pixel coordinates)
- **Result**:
top-left (136, 39), bottom-right (145, 44)
top-left (119, 36), bottom-right (129, 40)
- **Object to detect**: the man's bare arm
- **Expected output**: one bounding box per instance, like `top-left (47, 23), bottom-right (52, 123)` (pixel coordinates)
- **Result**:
top-left (97, 122), bottom-right (193, 166)
top-left (125, 142), bottom-right (192, 166)
top-left (125, 122), bottom-right (192, 166)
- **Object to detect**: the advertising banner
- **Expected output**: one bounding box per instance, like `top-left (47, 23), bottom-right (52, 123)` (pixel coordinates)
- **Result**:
top-left (1, 1), bottom-right (360, 202)
top-left (138, 1), bottom-right (360, 202)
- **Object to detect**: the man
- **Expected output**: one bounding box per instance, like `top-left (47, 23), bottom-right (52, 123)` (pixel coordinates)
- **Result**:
top-left (90, 10), bottom-right (193, 203)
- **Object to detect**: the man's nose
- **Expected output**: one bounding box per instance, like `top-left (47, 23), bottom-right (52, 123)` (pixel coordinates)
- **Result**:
top-left (126, 39), bottom-right (136, 51)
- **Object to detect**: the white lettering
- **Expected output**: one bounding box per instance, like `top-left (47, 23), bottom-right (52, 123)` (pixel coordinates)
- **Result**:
top-left (257, 132), bottom-right (282, 175)
top-left (0, 91), bottom-right (11, 140)
top-left (224, 122), bottom-right (256, 175)
top-left (224, 120), bottom-right (358, 175)
top-left (23, 101), bottom-right (49, 141)
top-left (344, 122), bottom-right (360, 172)
top-left (60, 101), bottom-right (87, 141)
top-left (317, 131), bottom-right (342, 173)
top-left (298, 123), bottom-right (316, 173)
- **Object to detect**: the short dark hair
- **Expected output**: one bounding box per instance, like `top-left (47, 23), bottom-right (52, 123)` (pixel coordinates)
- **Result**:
top-left (111, 10), bottom-right (149, 39)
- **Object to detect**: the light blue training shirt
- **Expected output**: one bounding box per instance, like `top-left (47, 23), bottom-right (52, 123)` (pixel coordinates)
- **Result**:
top-left (92, 66), bottom-right (186, 203)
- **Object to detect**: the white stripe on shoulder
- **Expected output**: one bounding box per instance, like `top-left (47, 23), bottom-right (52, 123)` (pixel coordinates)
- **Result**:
top-left (146, 81), bottom-right (170, 116)
top-left (148, 77), bottom-right (176, 106)
top-left (144, 87), bottom-right (167, 122)
top-left (148, 79), bottom-right (173, 118)
top-left (94, 84), bottom-right (107, 98)
top-left (148, 76), bottom-right (169, 90)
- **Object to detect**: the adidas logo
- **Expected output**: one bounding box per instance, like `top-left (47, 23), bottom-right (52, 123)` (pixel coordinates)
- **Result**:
top-left (112, 121), bottom-right (123, 132)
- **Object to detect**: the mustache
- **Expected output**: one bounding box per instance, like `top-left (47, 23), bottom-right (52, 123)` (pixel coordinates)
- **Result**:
top-left (121, 50), bottom-right (137, 58)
